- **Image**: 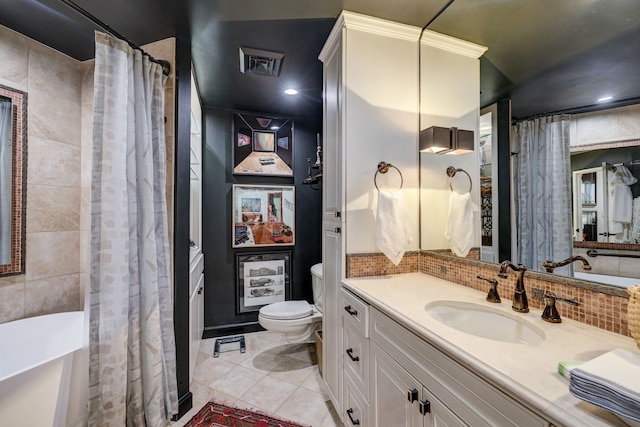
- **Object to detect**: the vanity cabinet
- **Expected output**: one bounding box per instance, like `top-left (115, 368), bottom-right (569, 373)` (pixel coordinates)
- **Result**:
top-left (369, 306), bottom-right (549, 427)
top-left (188, 251), bottom-right (204, 384)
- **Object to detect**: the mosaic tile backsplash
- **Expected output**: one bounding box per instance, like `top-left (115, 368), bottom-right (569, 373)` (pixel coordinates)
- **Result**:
top-left (346, 250), bottom-right (631, 337)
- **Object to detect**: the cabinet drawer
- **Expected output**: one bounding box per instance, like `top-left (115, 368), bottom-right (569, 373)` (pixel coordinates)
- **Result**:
top-left (343, 322), bottom-right (369, 400)
top-left (341, 287), bottom-right (369, 337)
top-left (344, 374), bottom-right (370, 427)
top-left (189, 252), bottom-right (204, 294)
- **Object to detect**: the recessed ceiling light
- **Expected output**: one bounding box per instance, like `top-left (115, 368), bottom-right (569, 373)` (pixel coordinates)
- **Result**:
top-left (597, 96), bottom-right (613, 102)
top-left (284, 88), bottom-right (298, 95)
top-left (270, 126), bottom-right (279, 130)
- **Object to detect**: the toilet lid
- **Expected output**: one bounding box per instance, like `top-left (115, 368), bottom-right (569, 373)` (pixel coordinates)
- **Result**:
top-left (260, 301), bottom-right (313, 320)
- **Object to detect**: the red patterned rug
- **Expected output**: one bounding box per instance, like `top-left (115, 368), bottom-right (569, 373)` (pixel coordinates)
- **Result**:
top-left (183, 402), bottom-right (309, 427)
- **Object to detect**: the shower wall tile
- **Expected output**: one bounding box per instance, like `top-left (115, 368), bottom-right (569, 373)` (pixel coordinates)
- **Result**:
top-left (24, 273), bottom-right (80, 317)
top-left (27, 184), bottom-right (80, 232)
top-left (0, 24), bottom-right (29, 91)
top-left (0, 281), bottom-right (25, 323)
top-left (27, 41), bottom-right (82, 145)
top-left (27, 136), bottom-right (81, 187)
top-left (25, 231), bottom-right (80, 282)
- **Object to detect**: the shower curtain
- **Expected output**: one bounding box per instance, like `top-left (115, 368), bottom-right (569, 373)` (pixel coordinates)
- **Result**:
top-left (0, 98), bottom-right (12, 265)
top-left (89, 32), bottom-right (178, 426)
top-left (512, 115), bottom-right (573, 274)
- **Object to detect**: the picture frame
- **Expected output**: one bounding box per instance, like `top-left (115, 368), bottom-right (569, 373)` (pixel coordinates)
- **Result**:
top-left (232, 112), bottom-right (294, 177)
top-left (233, 184), bottom-right (295, 248)
top-left (236, 251), bottom-right (291, 313)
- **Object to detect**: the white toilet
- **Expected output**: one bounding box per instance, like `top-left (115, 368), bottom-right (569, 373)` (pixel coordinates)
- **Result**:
top-left (258, 263), bottom-right (323, 343)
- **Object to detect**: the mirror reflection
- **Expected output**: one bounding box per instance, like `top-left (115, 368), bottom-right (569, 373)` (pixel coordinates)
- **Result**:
top-left (0, 84), bottom-right (26, 276)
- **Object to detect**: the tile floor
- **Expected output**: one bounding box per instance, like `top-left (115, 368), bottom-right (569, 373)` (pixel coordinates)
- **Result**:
top-left (170, 331), bottom-right (341, 427)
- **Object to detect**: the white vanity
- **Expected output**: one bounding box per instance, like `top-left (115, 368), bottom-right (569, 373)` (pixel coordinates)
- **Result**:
top-left (338, 273), bottom-right (637, 427)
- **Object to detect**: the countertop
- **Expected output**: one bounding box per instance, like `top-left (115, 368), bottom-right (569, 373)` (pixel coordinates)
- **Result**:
top-left (342, 272), bottom-right (639, 427)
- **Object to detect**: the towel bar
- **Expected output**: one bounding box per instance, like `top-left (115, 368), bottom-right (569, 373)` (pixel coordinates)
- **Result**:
top-left (446, 166), bottom-right (472, 193)
top-left (375, 161), bottom-right (403, 191)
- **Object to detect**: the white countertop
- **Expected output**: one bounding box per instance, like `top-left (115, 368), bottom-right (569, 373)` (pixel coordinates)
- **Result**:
top-left (342, 272), bottom-right (639, 427)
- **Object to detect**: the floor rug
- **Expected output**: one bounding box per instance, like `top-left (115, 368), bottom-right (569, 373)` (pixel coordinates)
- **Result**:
top-left (184, 401), bottom-right (309, 427)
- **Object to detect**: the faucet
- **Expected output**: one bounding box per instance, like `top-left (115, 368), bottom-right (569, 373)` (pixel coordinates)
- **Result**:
top-left (477, 275), bottom-right (501, 303)
top-left (498, 260), bottom-right (529, 313)
top-left (541, 292), bottom-right (580, 323)
top-left (542, 256), bottom-right (592, 273)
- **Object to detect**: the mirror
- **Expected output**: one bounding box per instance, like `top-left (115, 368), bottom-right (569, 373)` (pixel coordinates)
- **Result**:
top-left (0, 84), bottom-right (27, 276)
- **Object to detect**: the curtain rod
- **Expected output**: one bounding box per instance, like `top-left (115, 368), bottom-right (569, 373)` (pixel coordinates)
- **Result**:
top-left (58, 0), bottom-right (171, 76)
top-left (511, 95), bottom-right (640, 124)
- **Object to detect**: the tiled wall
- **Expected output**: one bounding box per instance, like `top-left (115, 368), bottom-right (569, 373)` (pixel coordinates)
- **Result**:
top-left (346, 250), bottom-right (631, 337)
top-left (0, 24), bottom-right (82, 323)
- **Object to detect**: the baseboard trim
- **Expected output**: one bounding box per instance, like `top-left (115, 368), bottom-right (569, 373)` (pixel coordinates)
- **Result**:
top-left (172, 390), bottom-right (193, 421)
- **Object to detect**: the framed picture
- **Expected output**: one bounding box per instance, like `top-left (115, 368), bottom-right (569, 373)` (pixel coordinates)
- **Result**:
top-left (232, 112), bottom-right (294, 176)
top-left (233, 184), bottom-right (295, 248)
top-left (237, 251), bottom-right (291, 313)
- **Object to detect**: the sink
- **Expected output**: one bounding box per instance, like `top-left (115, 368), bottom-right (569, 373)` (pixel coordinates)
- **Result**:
top-left (425, 301), bottom-right (546, 345)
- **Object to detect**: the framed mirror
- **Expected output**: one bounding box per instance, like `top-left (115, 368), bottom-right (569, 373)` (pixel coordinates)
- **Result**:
top-left (0, 84), bottom-right (27, 277)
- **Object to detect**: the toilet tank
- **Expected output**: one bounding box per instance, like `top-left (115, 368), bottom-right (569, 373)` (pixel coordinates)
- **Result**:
top-left (311, 263), bottom-right (323, 313)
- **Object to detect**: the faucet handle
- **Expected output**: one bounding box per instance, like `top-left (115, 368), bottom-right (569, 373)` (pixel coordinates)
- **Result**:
top-left (541, 292), bottom-right (580, 323)
top-left (477, 275), bottom-right (501, 303)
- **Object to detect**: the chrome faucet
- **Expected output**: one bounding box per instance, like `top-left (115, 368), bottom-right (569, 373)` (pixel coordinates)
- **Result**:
top-left (498, 260), bottom-right (529, 313)
top-left (542, 256), bottom-right (592, 273)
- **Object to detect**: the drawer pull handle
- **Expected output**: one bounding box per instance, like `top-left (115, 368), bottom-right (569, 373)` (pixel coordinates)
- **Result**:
top-left (346, 408), bottom-right (360, 425)
top-left (197, 287), bottom-right (203, 295)
top-left (419, 399), bottom-right (431, 415)
top-left (346, 348), bottom-right (359, 362)
top-left (407, 388), bottom-right (418, 402)
top-left (344, 305), bottom-right (358, 316)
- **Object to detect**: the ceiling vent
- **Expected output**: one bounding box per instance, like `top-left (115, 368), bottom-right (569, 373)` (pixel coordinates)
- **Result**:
top-left (239, 47), bottom-right (284, 77)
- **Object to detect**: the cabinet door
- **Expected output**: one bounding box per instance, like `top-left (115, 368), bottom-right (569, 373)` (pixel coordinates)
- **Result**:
top-left (421, 387), bottom-right (465, 427)
top-left (371, 343), bottom-right (421, 427)
top-left (323, 225), bottom-right (343, 416)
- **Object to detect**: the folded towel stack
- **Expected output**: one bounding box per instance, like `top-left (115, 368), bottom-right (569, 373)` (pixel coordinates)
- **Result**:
top-left (569, 349), bottom-right (640, 423)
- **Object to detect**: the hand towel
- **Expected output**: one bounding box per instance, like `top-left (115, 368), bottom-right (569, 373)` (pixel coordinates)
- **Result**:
top-left (569, 348), bottom-right (640, 422)
top-left (444, 191), bottom-right (474, 257)
top-left (610, 166), bottom-right (638, 225)
top-left (374, 189), bottom-right (413, 266)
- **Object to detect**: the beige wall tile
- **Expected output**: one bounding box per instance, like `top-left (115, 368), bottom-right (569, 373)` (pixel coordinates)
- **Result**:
top-left (24, 273), bottom-right (80, 317)
top-left (0, 24), bottom-right (29, 90)
top-left (27, 41), bottom-right (81, 144)
top-left (27, 184), bottom-right (80, 232)
top-left (27, 136), bottom-right (81, 187)
top-left (0, 281), bottom-right (25, 323)
top-left (26, 231), bottom-right (80, 281)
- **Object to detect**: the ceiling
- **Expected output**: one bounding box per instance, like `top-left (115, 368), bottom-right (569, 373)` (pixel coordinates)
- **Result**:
top-left (2, 0), bottom-right (640, 119)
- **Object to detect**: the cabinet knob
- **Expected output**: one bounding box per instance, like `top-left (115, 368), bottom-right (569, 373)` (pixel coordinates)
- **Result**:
top-left (419, 399), bottom-right (431, 415)
top-left (346, 348), bottom-right (360, 362)
top-left (407, 388), bottom-right (418, 403)
top-left (346, 408), bottom-right (360, 425)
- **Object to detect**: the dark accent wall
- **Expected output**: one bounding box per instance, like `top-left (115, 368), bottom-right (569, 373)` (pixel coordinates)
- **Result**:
top-left (172, 36), bottom-right (193, 419)
top-left (202, 108), bottom-right (322, 337)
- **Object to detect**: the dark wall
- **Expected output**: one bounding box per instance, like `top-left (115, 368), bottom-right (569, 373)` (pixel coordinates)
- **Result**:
top-left (202, 108), bottom-right (322, 337)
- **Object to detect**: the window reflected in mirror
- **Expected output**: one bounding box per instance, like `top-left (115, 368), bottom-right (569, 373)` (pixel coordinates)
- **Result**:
top-left (0, 85), bottom-right (27, 276)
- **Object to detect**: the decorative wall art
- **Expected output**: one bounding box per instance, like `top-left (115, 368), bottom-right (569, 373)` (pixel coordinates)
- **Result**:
top-left (232, 112), bottom-right (293, 176)
top-left (233, 184), bottom-right (295, 248)
top-left (236, 251), bottom-right (291, 313)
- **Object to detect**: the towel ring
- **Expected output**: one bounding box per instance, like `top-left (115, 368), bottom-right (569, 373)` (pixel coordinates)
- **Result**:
top-left (446, 166), bottom-right (472, 193)
top-left (374, 161), bottom-right (403, 191)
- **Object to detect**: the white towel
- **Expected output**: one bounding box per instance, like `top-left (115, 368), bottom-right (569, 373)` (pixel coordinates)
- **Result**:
top-left (374, 189), bottom-right (413, 266)
top-left (632, 197), bottom-right (640, 244)
top-left (444, 191), bottom-right (474, 257)
top-left (610, 166), bottom-right (638, 225)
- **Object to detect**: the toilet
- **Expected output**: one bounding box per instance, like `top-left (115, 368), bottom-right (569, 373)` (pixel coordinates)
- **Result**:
top-left (258, 263), bottom-right (323, 343)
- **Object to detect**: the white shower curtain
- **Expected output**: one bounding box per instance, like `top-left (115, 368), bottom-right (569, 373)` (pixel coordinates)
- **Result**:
top-left (0, 98), bottom-right (12, 265)
top-left (89, 32), bottom-right (178, 426)
top-left (512, 115), bottom-right (573, 274)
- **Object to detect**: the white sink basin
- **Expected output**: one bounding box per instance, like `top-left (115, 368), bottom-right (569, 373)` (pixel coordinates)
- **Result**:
top-left (425, 300), bottom-right (546, 345)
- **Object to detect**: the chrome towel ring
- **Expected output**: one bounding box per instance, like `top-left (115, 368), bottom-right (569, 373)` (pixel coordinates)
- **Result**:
top-left (374, 161), bottom-right (403, 191)
top-left (446, 166), bottom-right (472, 193)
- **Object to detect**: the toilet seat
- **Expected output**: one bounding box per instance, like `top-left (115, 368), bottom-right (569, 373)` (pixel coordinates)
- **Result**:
top-left (259, 300), bottom-right (313, 320)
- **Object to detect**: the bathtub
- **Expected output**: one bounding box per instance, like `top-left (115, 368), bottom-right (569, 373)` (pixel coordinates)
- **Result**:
top-left (0, 311), bottom-right (88, 427)
top-left (574, 271), bottom-right (640, 288)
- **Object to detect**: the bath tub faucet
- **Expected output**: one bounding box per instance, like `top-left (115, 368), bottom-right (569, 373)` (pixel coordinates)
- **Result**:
top-left (541, 256), bottom-right (592, 273)
top-left (498, 260), bottom-right (529, 313)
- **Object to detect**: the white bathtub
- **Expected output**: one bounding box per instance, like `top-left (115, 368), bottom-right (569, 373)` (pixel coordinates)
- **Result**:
top-left (574, 272), bottom-right (640, 288)
top-left (0, 311), bottom-right (88, 427)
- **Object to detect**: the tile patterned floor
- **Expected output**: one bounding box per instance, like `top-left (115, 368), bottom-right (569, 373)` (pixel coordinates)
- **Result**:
top-left (170, 331), bottom-right (341, 427)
